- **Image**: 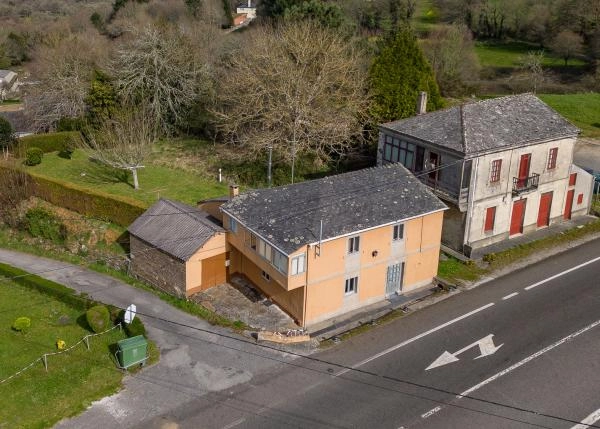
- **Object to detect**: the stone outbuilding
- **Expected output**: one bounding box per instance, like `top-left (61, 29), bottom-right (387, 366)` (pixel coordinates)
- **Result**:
top-left (128, 199), bottom-right (227, 297)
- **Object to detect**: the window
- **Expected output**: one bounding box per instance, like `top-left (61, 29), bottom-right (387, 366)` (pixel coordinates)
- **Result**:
top-left (291, 254), bottom-right (306, 276)
top-left (246, 232), bottom-right (257, 250)
top-left (393, 224), bottom-right (404, 241)
top-left (569, 173), bottom-right (577, 186)
top-left (229, 217), bottom-right (238, 233)
top-left (484, 207), bottom-right (496, 233)
top-left (272, 250), bottom-right (288, 274)
top-left (348, 236), bottom-right (360, 254)
top-left (261, 271), bottom-right (271, 281)
top-left (382, 135), bottom-right (416, 169)
top-left (344, 277), bottom-right (358, 295)
top-left (578, 193), bottom-right (584, 205)
top-left (490, 159), bottom-right (502, 183)
top-left (258, 239), bottom-right (272, 262)
top-left (547, 148), bottom-right (558, 170)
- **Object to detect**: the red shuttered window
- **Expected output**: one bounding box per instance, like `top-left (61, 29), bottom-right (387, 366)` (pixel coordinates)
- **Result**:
top-left (490, 159), bottom-right (502, 183)
top-left (484, 207), bottom-right (496, 233)
top-left (547, 148), bottom-right (558, 170)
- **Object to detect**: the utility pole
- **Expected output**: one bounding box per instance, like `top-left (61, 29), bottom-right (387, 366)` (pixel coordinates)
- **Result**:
top-left (267, 146), bottom-right (273, 187)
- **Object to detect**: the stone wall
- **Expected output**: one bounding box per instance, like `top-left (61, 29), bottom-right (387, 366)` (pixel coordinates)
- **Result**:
top-left (130, 235), bottom-right (187, 297)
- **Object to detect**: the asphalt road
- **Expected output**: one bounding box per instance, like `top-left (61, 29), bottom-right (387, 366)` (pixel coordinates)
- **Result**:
top-left (176, 237), bottom-right (600, 429)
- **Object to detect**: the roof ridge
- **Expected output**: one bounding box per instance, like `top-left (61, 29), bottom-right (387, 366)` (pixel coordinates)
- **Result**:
top-left (459, 103), bottom-right (467, 153)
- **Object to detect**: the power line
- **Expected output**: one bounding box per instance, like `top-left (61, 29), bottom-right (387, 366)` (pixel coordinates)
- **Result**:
top-left (1, 263), bottom-right (597, 428)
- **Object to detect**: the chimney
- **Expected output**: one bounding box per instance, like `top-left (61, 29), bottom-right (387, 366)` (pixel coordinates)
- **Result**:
top-left (229, 184), bottom-right (239, 198)
top-left (248, 0), bottom-right (251, 7)
top-left (416, 91), bottom-right (428, 115)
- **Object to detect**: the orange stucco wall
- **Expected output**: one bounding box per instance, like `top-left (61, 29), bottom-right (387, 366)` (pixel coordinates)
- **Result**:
top-left (224, 210), bottom-right (444, 327)
top-left (185, 233), bottom-right (227, 292)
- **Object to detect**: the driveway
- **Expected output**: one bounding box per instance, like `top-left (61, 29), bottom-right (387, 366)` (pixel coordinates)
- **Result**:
top-left (0, 249), bottom-right (297, 428)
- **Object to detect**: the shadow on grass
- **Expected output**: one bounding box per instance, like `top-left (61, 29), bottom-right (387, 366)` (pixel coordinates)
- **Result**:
top-left (79, 158), bottom-right (133, 188)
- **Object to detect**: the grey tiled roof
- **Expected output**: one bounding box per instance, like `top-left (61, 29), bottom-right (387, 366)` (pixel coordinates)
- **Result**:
top-left (128, 199), bottom-right (224, 261)
top-left (381, 94), bottom-right (579, 155)
top-left (221, 164), bottom-right (447, 255)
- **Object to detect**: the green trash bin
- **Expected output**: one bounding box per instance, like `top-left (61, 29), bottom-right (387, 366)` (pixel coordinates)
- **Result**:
top-left (116, 335), bottom-right (148, 369)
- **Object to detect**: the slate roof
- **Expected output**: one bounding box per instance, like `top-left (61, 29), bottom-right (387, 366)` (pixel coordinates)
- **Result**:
top-left (381, 94), bottom-right (579, 156)
top-left (221, 164), bottom-right (447, 255)
top-left (128, 199), bottom-right (224, 261)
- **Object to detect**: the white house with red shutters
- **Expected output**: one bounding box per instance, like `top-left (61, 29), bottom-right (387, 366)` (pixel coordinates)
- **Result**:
top-left (377, 93), bottom-right (594, 257)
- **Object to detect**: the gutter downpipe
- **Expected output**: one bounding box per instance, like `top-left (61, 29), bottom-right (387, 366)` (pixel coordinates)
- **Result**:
top-left (463, 157), bottom-right (479, 255)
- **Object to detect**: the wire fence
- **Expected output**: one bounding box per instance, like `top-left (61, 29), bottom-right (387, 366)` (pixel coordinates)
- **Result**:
top-left (0, 323), bottom-right (122, 385)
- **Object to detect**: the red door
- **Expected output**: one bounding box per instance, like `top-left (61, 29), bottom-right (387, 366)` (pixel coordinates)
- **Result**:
top-left (517, 154), bottom-right (531, 187)
top-left (510, 199), bottom-right (527, 236)
top-left (564, 189), bottom-right (574, 220)
top-left (537, 192), bottom-right (553, 227)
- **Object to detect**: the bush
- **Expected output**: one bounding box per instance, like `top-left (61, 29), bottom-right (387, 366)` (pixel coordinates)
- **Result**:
top-left (12, 316), bottom-right (31, 333)
top-left (124, 316), bottom-right (146, 337)
top-left (24, 207), bottom-right (68, 244)
top-left (17, 131), bottom-right (82, 155)
top-left (24, 170), bottom-right (146, 226)
top-left (25, 147), bottom-right (43, 166)
top-left (86, 305), bottom-right (111, 333)
top-left (0, 263), bottom-right (95, 310)
top-left (0, 116), bottom-right (14, 149)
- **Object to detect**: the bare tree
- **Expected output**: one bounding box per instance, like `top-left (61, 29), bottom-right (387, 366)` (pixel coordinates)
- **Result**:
top-left (214, 20), bottom-right (368, 182)
top-left (521, 50), bottom-right (544, 93)
top-left (25, 33), bottom-right (109, 131)
top-left (111, 24), bottom-right (209, 134)
top-left (83, 109), bottom-right (156, 190)
top-left (0, 163), bottom-right (30, 227)
top-left (551, 30), bottom-right (584, 66)
top-left (422, 24), bottom-right (480, 96)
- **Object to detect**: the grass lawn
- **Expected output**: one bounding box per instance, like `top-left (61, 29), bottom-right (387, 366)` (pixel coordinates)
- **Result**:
top-left (0, 278), bottom-right (127, 428)
top-left (24, 149), bottom-right (229, 207)
top-left (539, 93), bottom-right (600, 138)
top-left (437, 256), bottom-right (484, 283)
top-left (475, 41), bottom-right (587, 69)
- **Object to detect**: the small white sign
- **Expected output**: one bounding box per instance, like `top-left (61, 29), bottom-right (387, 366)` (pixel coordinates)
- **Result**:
top-left (124, 304), bottom-right (137, 324)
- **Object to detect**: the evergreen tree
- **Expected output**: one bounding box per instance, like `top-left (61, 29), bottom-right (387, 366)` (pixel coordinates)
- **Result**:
top-left (369, 27), bottom-right (443, 123)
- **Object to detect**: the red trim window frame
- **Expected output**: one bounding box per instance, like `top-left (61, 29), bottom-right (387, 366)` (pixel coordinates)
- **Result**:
top-left (490, 159), bottom-right (502, 183)
top-left (577, 193), bottom-right (584, 205)
top-left (547, 147), bottom-right (558, 170)
top-left (569, 173), bottom-right (577, 186)
top-left (484, 206), bottom-right (496, 233)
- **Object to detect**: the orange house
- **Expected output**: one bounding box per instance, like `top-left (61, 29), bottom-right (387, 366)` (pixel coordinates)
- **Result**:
top-left (221, 164), bottom-right (447, 327)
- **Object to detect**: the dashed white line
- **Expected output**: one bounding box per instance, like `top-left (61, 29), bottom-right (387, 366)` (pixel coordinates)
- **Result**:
top-left (502, 292), bottom-right (519, 300)
top-left (221, 417), bottom-right (246, 429)
top-left (421, 318), bottom-right (600, 421)
top-left (570, 407), bottom-right (600, 429)
top-left (421, 406), bottom-right (442, 419)
top-left (459, 318), bottom-right (600, 398)
top-left (524, 255), bottom-right (600, 291)
top-left (335, 303), bottom-right (495, 376)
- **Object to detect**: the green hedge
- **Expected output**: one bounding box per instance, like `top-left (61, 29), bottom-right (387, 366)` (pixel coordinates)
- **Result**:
top-left (0, 262), bottom-right (93, 310)
top-left (17, 132), bottom-right (82, 155)
top-left (0, 165), bottom-right (146, 226)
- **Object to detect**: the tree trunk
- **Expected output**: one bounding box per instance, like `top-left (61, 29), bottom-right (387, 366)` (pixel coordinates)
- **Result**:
top-left (131, 168), bottom-right (139, 190)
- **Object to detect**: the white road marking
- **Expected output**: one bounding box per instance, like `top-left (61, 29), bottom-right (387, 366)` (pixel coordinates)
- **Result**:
top-left (421, 406), bottom-right (442, 419)
top-left (570, 407), bottom-right (600, 429)
top-left (459, 318), bottom-right (600, 398)
top-left (335, 303), bottom-right (495, 376)
top-left (524, 255), bottom-right (600, 291)
top-left (502, 292), bottom-right (518, 300)
top-left (426, 334), bottom-right (503, 370)
top-left (421, 318), bottom-right (600, 420)
top-left (221, 418), bottom-right (246, 429)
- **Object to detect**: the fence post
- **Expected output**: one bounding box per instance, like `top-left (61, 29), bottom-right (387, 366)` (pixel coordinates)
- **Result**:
top-left (84, 336), bottom-right (90, 350)
top-left (42, 354), bottom-right (48, 372)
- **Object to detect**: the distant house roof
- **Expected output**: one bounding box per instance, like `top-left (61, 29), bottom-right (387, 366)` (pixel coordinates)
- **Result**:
top-left (380, 94), bottom-right (579, 156)
top-left (221, 164), bottom-right (447, 255)
top-left (0, 70), bottom-right (17, 86)
top-left (128, 199), bottom-right (224, 261)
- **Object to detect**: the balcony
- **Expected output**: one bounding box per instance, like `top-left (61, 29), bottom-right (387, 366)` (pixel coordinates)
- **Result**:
top-left (420, 177), bottom-right (469, 210)
top-left (512, 173), bottom-right (539, 196)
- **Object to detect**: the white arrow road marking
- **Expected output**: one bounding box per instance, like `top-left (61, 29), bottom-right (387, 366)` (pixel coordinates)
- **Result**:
top-left (426, 334), bottom-right (504, 370)
top-left (570, 407), bottom-right (600, 429)
top-left (421, 318), bottom-right (600, 421)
